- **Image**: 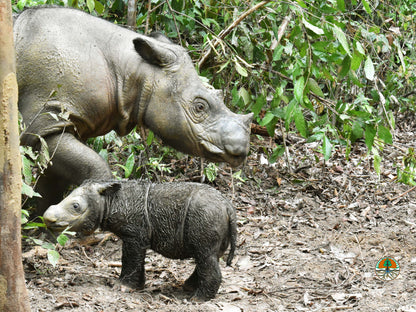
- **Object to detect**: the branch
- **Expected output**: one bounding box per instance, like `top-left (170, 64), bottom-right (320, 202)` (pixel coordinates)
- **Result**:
top-left (165, 0), bottom-right (183, 46)
top-left (198, 0), bottom-right (272, 69)
top-left (145, 0), bottom-right (151, 35)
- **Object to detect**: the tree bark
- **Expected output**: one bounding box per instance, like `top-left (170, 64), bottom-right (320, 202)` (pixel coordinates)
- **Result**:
top-left (0, 1), bottom-right (31, 311)
top-left (127, 0), bottom-right (137, 28)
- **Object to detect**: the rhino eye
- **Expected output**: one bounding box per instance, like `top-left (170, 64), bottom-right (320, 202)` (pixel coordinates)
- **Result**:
top-left (72, 203), bottom-right (81, 211)
top-left (195, 101), bottom-right (206, 112)
top-left (191, 99), bottom-right (208, 122)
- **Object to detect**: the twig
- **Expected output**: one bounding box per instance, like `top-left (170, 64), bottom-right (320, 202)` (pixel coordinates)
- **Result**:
top-left (81, 246), bottom-right (95, 265)
top-left (280, 121), bottom-right (292, 173)
top-left (200, 158), bottom-right (205, 183)
top-left (198, 0), bottom-right (272, 69)
top-left (127, 0), bottom-right (137, 28)
top-left (389, 185), bottom-right (416, 202)
top-left (165, 0), bottom-right (182, 46)
top-left (230, 167), bottom-right (235, 200)
top-left (276, 13), bottom-right (292, 45)
top-left (145, 0), bottom-right (151, 35)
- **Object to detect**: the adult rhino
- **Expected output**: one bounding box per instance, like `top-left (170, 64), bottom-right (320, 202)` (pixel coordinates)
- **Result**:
top-left (14, 7), bottom-right (252, 214)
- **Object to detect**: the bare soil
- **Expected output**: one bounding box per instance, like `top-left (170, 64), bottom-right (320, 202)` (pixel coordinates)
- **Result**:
top-left (24, 113), bottom-right (416, 312)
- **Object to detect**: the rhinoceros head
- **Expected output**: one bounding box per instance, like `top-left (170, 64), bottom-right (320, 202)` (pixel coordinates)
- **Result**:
top-left (133, 36), bottom-right (253, 167)
top-left (43, 181), bottom-right (117, 235)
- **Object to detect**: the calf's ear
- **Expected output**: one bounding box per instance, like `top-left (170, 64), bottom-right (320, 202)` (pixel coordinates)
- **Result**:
top-left (97, 182), bottom-right (121, 196)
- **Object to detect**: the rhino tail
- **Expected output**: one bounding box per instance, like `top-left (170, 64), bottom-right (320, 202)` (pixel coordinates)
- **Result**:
top-left (226, 203), bottom-right (237, 266)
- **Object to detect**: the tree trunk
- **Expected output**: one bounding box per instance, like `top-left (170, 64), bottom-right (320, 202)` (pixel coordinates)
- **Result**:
top-left (127, 0), bottom-right (137, 28)
top-left (0, 1), bottom-right (31, 311)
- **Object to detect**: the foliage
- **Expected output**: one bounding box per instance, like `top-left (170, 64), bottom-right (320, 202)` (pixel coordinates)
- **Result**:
top-left (126, 0), bottom-right (413, 179)
top-left (204, 162), bottom-right (218, 182)
top-left (14, 0), bottom-right (416, 269)
top-left (397, 148), bottom-right (416, 186)
top-left (13, 0), bottom-right (416, 223)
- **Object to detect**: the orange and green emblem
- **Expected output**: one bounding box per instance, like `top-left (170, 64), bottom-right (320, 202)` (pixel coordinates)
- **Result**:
top-left (375, 257), bottom-right (400, 281)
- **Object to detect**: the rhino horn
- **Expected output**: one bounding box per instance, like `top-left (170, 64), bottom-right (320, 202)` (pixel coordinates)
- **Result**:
top-left (133, 37), bottom-right (177, 67)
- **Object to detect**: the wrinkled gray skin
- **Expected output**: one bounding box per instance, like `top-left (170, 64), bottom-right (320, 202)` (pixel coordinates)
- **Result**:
top-left (14, 7), bottom-right (252, 214)
top-left (43, 180), bottom-right (237, 300)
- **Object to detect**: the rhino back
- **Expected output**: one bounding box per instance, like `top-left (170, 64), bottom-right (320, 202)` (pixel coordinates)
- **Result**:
top-left (14, 7), bottom-right (143, 143)
top-left (148, 183), bottom-right (232, 259)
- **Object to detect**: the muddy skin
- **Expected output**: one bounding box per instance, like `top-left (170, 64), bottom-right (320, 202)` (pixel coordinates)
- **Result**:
top-left (43, 180), bottom-right (237, 300)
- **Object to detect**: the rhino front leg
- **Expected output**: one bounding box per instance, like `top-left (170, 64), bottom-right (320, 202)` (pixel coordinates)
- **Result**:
top-left (36, 133), bottom-right (112, 214)
top-left (119, 240), bottom-right (147, 289)
top-left (193, 254), bottom-right (222, 300)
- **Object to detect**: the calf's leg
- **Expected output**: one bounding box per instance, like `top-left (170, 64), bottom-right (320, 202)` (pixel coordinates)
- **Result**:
top-left (193, 254), bottom-right (222, 300)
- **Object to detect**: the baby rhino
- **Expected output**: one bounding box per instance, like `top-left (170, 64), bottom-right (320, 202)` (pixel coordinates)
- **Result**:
top-left (43, 180), bottom-right (237, 300)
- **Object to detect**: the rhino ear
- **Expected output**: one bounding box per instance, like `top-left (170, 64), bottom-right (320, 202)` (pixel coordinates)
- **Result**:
top-left (97, 182), bottom-right (121, 196)
top-left (133, 37), bottom-right (177, 67)
top-left (148, 32), bottom-right (172, 44)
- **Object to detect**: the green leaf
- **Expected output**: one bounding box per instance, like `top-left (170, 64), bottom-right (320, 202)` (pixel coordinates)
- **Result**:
top-left (234, 60), bottom-right (248, 77)
top-left (204, 163), bottom-right (218, 182)
top-left (259, 111), bottom-right (275, 126)
top-left (364, 56), bottom-right (375, 81)
top-left (86, 0), bottom-right (95, 12)
top-left (364, 124), bottom-right (376, 150)
top-left (351, 50), bottom-right (363, 71)
top-left (124, 153), bottom-right (135, 178)
top-left (355, 41), bottom-right (365, 56)
top-left (57, 233), bottom-right (69, 247)
top-left (302, 18), bottom-right (324, 35)
top-left (373, 150), bottom-right (381, 177)
top-left (378, 125), bottom-right (393, 144)
top-left (238, 87), bottom-right (251, 105)
top-left (351, 121), bottom-right (363, 142)
top-left (294, 106), bottom-right (307, 138)
top-left (39, 136), bottom-right (50, 165)
top-left (21, 155), bottom-right (33, 184)
top-left (146, 130), bottom-right (154, 146)
top-left (339, 55), bottom-right (351, 79)
top-left (48, 250), bottom-right (60, 267)
top-left (307, 78), bottom-right (324, 97)
top-left (21, 182), bottom-right (41, 198)
top-left (336, 0), bottom-right (345, 12)
top-left (296, 0), bottom-right (307, 8)
top-left (23, 222), bottom-right (46, 230)
top-left (94, 0), bottom-right (104, 14)
top-left (294, 76), bottom-right (305, 104)
top-left (333, 25), bottom-right (350, 56)
top-left (21, 209), bottom-right (29, 225)
top-left (269, 145), bottom-right (285, 163)
top-left (322, 135), bottom-right (332, 161)
top-left (285, 99), bottom-right (297, 126)
top-left (252, 94), bottom-right (266, 117)
top-left (362, 0), bottom-right (372, 15)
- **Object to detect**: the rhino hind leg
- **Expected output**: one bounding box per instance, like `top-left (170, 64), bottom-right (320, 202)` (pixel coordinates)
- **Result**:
top-left (183, 268), bottom-right (198, 291)
top-left (35, 133), bottom-right (112, 215)
top-left (192, 254), bottom-right (222, 300)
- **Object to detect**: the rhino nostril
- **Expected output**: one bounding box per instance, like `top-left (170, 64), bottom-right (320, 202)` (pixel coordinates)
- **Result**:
top-left (43, 208), bottom-right (58, 224)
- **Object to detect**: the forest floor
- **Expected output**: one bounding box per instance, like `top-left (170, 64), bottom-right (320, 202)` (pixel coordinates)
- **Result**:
top-left (24, 113), bottom-right (416, 312)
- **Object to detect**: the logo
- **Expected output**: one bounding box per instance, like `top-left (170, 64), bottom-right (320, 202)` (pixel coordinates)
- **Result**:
top-left (375, 257), bottom-right (400, 281)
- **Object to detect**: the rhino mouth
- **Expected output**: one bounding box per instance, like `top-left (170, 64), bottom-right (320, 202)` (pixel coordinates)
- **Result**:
top-left (200, 140), bottom-right (246, 167)
top-left (45, 221), bottom-right (71, 232)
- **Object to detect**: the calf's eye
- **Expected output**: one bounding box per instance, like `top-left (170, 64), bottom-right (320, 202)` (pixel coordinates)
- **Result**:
top-left (72, 203), bottom-right (80, 211)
